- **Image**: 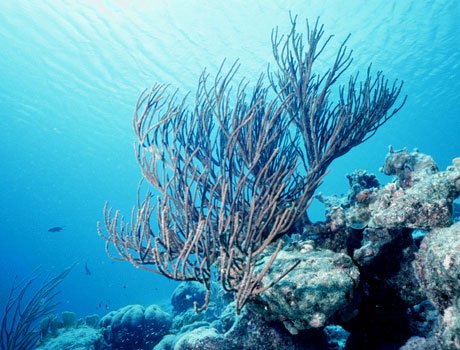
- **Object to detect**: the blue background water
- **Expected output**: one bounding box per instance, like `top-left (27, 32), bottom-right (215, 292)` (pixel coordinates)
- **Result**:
top-left (0, 0), bottom-right (459, 319)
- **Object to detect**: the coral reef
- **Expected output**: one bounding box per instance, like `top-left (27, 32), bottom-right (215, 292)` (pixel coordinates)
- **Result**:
top-left (153, 282), bottom-right (336, 350)
top-left (37, 311), bottom-right (106, 350)
top-left (301, 148), bottom-right (459, 348)
top-left (38, 148), bottom-right (460, 349)
top-left (99, 304), bottom-right (172, 349)
top-left (415, 222), bottom-right (460, 349)
top-left (35, 326), bottom-right (105, 350)
top-left (171, 281), bottom-right (207, 315)
top-left (99, 17), bottom-right (405, 314)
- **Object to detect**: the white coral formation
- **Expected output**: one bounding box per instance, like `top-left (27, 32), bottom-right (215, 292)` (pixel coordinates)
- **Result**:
top-left (250, 241), bottom-right (359, 332)
top-left (348, 149), bottom-right (460, 231)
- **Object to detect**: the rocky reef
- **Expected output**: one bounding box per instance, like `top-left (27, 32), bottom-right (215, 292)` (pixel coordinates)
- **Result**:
top-left (36, 147), bottom-right (460, 350)
top-left (312, 147), bottom-right (459, 349)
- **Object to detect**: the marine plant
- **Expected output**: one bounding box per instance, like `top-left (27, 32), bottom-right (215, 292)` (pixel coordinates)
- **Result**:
top-left (98, 17), bottom-right (405, 313)
top-left (0, 265), bottom-right (73, 350)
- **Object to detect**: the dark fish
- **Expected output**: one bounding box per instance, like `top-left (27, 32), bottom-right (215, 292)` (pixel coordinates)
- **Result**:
top-left (48, 226), bottom-right (64, 232)
top-left (122, 285), bottom-right (126, 289)
top-left (85, 263), bottom-right (91, 276)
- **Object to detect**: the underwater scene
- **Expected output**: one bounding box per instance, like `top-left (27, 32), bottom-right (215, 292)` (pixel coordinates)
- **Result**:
top-left (1, 1), bottom-right (460, 349)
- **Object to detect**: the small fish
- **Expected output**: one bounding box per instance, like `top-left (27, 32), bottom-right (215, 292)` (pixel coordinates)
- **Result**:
top-left (48, 226), bottom-right (64, 232)
top-left (122, 285), bottom-right (126, 289)
top-left (85, 263), bottom-right (91, 275)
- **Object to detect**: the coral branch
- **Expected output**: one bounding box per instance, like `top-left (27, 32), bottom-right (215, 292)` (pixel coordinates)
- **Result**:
top-left (98, 16), bottom-right (405, 314)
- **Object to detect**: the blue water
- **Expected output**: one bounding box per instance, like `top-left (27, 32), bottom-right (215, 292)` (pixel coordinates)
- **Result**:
top-left (0, 0), bottom-right (459, 320)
